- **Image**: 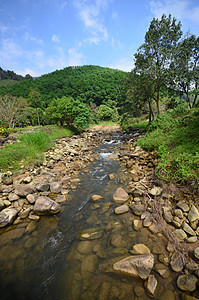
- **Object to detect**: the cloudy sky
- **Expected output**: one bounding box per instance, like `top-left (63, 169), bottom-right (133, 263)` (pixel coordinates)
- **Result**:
top-left (0, 0), bottom-right (199, 76)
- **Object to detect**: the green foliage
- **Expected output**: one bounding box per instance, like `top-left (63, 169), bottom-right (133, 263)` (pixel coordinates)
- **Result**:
top-left (46, 96), bottom-right (91, 131)
top-left (0, 126), bottom-right (11, 137)
top-left (138, 106), bottom-right (199, 185)
top-left (0, 126), bottom-right (74, 172)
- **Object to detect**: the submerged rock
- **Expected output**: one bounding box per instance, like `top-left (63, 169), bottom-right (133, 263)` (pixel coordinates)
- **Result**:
top-left (130, 244), bottom-right (150, 255)
top-left (78, 228), bottom-right (104, 240)
top-left (113, 254), bottom-right (154, 279)
top-left (0, 208), bottom-right (18, 227)
top-left (146, 275), bottom-right (157, 295)
top-left (114, 204), bottom-right (129, 215)
top-left (170, 251), bottom-right (185, 272)
top-left (177, 275), bottom-right (198, 292)
top-left (33, 196), bottom-right (60, 215)
top-left (90, 195), bottom-right (103, 201)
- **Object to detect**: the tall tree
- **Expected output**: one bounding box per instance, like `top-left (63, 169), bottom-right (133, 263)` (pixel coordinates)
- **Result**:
top-left (28, 89), bottom-right (42, 126)
top-left (134, 14), bottom-right (182, 114)
top-left (0, 95), bottom-right (27, 128)
top-left (170, 34), bottom-right (199, 108)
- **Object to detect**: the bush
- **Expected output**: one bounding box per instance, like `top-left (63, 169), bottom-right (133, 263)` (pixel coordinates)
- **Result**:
top-left (0, 125), bottom-right (10, 137)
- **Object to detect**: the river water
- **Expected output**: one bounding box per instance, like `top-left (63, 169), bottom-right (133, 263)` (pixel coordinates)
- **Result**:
top-left (0, 132), bottom-right (186, 299)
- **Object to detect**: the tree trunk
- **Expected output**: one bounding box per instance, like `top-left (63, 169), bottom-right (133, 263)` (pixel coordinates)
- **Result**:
top-left (156, 90), bottom-right (161, 115)
top-left (148, 101), bottom-right (154, 123)
top-left (192, 94), bottom-right (198, 108)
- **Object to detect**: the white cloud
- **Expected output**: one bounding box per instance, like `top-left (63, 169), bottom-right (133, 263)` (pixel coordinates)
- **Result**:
top-left (111, 37), bottom-right (123, 49)
top-left (150, 0), bottom-right (199, 23)
top-left (15, 68), bottom-right (39, 77)
top-left (109, 57), bottom-right (134, 72)
top-left (60, 1), bottom-right (67, 10)
top-left (0, 39), bottom-right (23, 64)
top-left (52, 34), bottom-right (60, 43)
top-left (68, 47), bottom-right (83, 66)
top-left (73, 0), bottom-right (113, 42)
top-left (24, 32), bottom-right (44, 45)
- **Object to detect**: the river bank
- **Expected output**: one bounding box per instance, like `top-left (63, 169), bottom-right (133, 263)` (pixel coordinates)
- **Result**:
top-left (0, 126), bottom-right (198, 299)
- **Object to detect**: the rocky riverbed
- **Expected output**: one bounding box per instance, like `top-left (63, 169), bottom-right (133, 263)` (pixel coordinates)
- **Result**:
top-left (0, 126), bottom-right (198, 299)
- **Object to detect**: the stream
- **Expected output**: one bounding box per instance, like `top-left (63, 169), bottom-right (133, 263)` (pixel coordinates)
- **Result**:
top-left (0, 132), bottom-right (193, 300)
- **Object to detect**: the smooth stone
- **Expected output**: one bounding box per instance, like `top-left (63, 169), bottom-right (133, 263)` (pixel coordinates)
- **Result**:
top-left (194, 247), bottom-right (199, 259)
top-left (163, 209), bottom-right (173, 223)
top-left (182, 222), bottom-right (196, 236)
top-left (114, 204), bottom-right (129, 215)
top-left (113, 254), bottom-right (154, 279)
top-left (15, 184), bottom-right (33, 197)
top-left (113, 187), bottom-right (129, 203)
top-left (177, 201), bottom-right (190, 212)
top-left (175, 209), bottom-right (184, 219)
top-left (90, 195), bottom-right (103, 201)
top-left (146, 275), bottom-right (157, 295)
top-left (130, 204), bottom-right (145, 216)
top-left (188, 205), bottom-right (199, 223)
top-left (26, 194), bottom-right (37, 204)
top-left (186, 262), bottom-right (199, 272)
top-left (131, 244), bottom-right (150, 255)
top-left (111, 234), bottom-right (127, 248)
top-left (3, 200), bottom-right (11, 206)
top-left (19, 207), bottom-right (32, 219)
top-left (8, 193), bottom-right (19, 202)
top-left (134, 286), bottom-right (145, 297)
top-left (55, 195), bottom-right (66, 203)
top-left (177, 275), bottom-right (198, 292)
top-left (170, 251), bottom-right (185, 272)
top-left (0, 208), bottom-right (18, 227)
top-left (143, 213), bottom-right (152, 227)
top-left (77, 241), bottom-right (93, 255)
top-left (50, 182), bottom-right (62, 193)
top-left (187, 236), bottom-right (197, 243)
top-left (29, 214), bottom-right (40, 221)
top-left (173, 229), bottom-right (187, 242)
top-left (133, 219), bottom-right (143, 230)
top-left (78, 228), bottom-right (103, 240)
top-left (25, 222), bottom-right (37, 233)
top-left (108, 174), bottom-right (115, 180)
top-left (149, 186), bottom-right (162, 196)
top-left (34, 196), bottom-right (60, 215)
top-left (81, 255), bottom-right (98, 273)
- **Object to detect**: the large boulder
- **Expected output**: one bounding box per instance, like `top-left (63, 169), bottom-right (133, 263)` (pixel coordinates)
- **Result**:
top-left (0, 208), bottom-right (18, 227)
top-left (33, 196), bottom-right (60, 215)
top-left (113, 254), bottom-right (154, 279)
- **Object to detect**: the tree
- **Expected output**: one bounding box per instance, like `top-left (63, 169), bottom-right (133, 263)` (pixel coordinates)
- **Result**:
top-left (134, 14), bottom-right (182, 114)
top-left (28, 89), bottom-right (42, 126)
top-left (0, 95), bottom-right (27, 128)
top-left (170, 34), bottom-right (199, 108)
top-left (46, 96), bottom-right (91, 130)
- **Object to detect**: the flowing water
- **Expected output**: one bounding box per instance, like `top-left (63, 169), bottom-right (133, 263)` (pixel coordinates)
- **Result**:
top-left (0, 133), bottom-right (184, 299)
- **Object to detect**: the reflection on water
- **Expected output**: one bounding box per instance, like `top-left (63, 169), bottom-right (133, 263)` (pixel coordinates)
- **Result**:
top-left (0, 133), bottom-right (184, 300)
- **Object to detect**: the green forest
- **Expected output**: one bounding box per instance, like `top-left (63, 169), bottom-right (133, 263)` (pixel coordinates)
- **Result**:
top-left (0, 14), bottom-right (198, 186)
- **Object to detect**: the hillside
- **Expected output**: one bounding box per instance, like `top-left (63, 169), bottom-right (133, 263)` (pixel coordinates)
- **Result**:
top-left (0, 65), bottom-right (127, 108)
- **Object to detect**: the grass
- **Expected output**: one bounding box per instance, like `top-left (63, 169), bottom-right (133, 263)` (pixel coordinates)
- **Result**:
top-left (137, 106), bottom-right (199, 186)
top-left (0, 125), bottom-right (74, 172)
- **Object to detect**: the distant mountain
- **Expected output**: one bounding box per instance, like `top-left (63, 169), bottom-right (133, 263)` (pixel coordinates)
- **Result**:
top-left (0, 67), bottom-right (32, 81)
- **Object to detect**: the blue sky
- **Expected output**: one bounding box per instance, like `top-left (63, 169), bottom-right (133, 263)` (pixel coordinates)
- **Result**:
top-left (0, 0), bottom-right (199, 76)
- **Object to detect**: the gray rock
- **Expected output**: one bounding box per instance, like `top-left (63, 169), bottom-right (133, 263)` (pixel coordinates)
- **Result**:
top-left (15, 184), bottom-right (33, 197)
top-left (194, 247), bottom-right (199, 259)
top-left (177, 201), bottom-right (190, 212)
top-left (170, 251), bottom-right (185, 272)
top-left (114, 204), bottom-right (129, 215)
top-left (186, 262), bottom-right (199, 272)
top-left (163, 208), bottom-right (173, 223)
top-left (177, 275), bottom-right (198, 292)
top-left (173, 229), bottom-right (187, 242)
top-left (36, 183), bottom-right (50, 192)
top-left (8, 193), bottom-right (19, 202)
top-left (33, 196), bottom-right (60, 215)
top-left (130, 204), bottom-right (145, 216)
top-left (0, 208), bottom-right (18, 227)
top-left (146, 275), bottom-right (157, 295)
top-left (19, 207), bottom-right (32, 219)
top-left (182, 222), bottom-right (196, 236)
top-left (188, 205), bottom-right (199, 223)
top-left (50, 181), bottom-right (62, 193)
top-left (0, 173), bottom-right (4, 183)
top-left (113, 254), bottom-right (154, 279)
top-left (175, 209), bottom-right (184, 219)
top-left (26, 194), bottom-right (37, 204)
top-left (113, 187), bottom-right (129, 203)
